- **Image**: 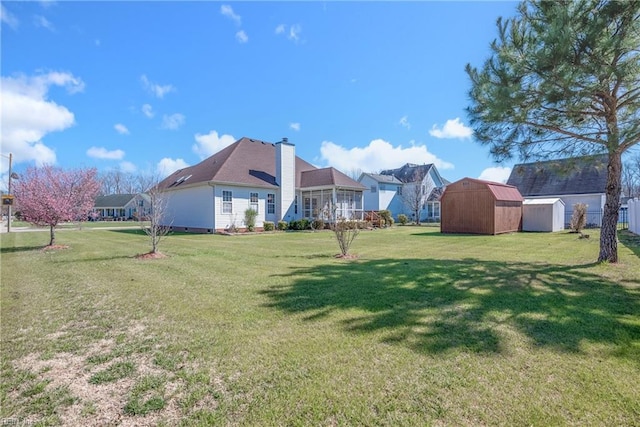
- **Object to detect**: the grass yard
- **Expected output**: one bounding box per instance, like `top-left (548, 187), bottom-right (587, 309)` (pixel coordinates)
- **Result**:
top-left (1, 226), bottom-right (639, 426)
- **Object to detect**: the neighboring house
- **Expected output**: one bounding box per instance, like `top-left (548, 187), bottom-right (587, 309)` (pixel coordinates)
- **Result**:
top-left (155, 137), bottom-right (366, 233)
top-left (93, 193), bottom-right (151, 220)
top-left (506, 155), bottom-right (608, 226)
top-left (359, 163), bottom-right (448, 222)
top-left (359, 173), bottom-right (403, 215)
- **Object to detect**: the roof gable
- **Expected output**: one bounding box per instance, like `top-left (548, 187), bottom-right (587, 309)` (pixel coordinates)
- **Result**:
top-left (507, 155), bottom-right (608, 197)
top-left (359, 173), bottom-right (403, 185)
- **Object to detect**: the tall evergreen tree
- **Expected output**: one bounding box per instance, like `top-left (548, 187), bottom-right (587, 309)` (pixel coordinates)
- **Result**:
top-left (466, 0), bottom-right (640, 262)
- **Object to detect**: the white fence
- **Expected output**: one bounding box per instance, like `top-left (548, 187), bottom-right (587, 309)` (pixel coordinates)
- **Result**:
top-left (630, 198), bottom-right (640, 235)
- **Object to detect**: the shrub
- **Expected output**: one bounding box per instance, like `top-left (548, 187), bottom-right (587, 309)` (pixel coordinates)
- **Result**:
top-left (277, 221), bottom-right (288, 231)
top-left (312, 219), bottom-right (325, 230)
top-left (570, 203), bottom-right (587, 233)
top-left (379, 210), bottom-right (394, 227)
top-left (289, 219), bottom-right (311, 230)
top-left (244, 208), bottom-right (258, 232)
top-left (331, 218), bottom-right (361, 256)
top-left (263, 221), bottom-right (274, 231)
top-left (398, 214), bottom-right (408, 225)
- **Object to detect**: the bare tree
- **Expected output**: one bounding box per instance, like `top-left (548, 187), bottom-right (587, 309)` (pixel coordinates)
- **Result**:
top-left (347, 168), bottom-right (364, 181)
top-left (401, 169), bottom-right (432, 225)
top-left (137, 183), bottom-right (171, 256)
top-left (323, 200), bottom-right (360, 257)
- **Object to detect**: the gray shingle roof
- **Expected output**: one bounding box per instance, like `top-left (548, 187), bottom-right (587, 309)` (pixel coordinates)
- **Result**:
top-left (300, 168), bottom-right (366, 190)
top-left (380, 163), bottom-right (435, 183)
top-left (506, 155), bottom-right (608, 197)
top-left (156, 137), bottom-right (363, 191)
top-left (94, 194), bottom-right (138, 208)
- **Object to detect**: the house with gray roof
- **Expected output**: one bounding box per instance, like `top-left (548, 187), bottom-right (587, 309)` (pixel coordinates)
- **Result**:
top-left (155, 137), bottom-right (366, 232)
top-left (506, 155), bottom-right (608, 226)
top-left (93, 193), bottom-right (151, 221)
top-left (359, 163), bottom-right (448, 222)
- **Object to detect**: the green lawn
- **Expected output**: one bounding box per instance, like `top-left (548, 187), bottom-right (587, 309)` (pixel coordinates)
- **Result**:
top-left (1, 227), bottom-right (639, 426)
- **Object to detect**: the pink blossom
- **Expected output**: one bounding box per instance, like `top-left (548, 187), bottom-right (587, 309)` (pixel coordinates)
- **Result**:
top-left (14, 166), bottom-right (100, 246)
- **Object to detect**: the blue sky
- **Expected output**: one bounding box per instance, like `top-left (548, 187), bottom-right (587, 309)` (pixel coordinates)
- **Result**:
top-left (1, 1), bottom-right (521, 189)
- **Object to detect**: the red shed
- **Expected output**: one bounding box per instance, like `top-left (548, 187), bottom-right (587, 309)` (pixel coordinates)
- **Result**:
top-left (441, 178), bottom-right (523, 235)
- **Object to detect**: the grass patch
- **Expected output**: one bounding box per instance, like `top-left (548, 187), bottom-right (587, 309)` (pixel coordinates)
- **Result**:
top-left (124, 375), bottom-right (166, 416)
top-left (88, 361), bottom-right (136, 384)
top-left (1, 227), bottom-right (639, 425)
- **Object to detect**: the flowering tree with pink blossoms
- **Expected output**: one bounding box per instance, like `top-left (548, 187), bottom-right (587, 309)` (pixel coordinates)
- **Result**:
top-left (14, 166), bottom-right (100, 247)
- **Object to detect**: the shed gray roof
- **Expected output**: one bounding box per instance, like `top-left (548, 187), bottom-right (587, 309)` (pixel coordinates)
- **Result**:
top-left (506, 155), bottom-right (608, 197)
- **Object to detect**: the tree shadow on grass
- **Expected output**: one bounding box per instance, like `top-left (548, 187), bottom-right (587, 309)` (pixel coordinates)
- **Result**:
top-left (0, 245), bottom-right (48, 254)
top-left (262, 258), bottom-right (640, 359)
top-left (619, 230), bottom-right (640, 259)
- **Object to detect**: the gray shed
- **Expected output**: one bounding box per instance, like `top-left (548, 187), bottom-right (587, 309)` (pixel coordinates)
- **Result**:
top-left (522, 198), bottom-right (565, 232)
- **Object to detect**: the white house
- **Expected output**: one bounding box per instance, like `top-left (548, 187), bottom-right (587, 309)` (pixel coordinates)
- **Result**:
top-left (155, 137), bottom-right (366, 232)
top-left (92, 193), bottom-right (151, 221)
top-left (507, 155), bottom-right (608, 227)
top-left (359, 163), bottom-right (448, 222)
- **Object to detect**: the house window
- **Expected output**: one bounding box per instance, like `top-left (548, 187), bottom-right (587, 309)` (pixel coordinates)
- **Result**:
top-left (397, 186), bottom-right (402, 195)
top-left (371, 185), bottom-right (377, 193)
top-left (294, 195), bottom-right (298, 214)
top-left (267, 193), bottom-right (275, 214)
top-left (250, 192), bottom-right (259, 213)
top-left (379, 184), bottom-right (386, 191)
top-left (222, 190), bottom-right (232, 213)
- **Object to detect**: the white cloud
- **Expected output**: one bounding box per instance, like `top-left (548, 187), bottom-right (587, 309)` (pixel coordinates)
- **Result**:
top-left (0, 71), bottom-right (85, 172)
top-left (86, 146), bottom-right (125, 160)
top-left (220, 4), bottom-right (241, 26)
top-left (289, 24), bottom-right (302, 42)
top-left (119, 161), bottom-right (137, 173)
top-left (38, 0), bottom-right (56, 8)
top-left (141, 103), bottom-right (154, 118)
top-left (161, 113), bottom-right (185, 130)
top-left (399, 116), bottom-right (410, 130)
top-left (1, 4), bottom-right (19, 29)
top-left (429, 117), bottom-right (473, 139)
top-left (235, 30), bottom-right (248, 43)
top-left (289, 122), bottom-right (301, 132)
top-left (157, 157), bottom-right (189, 177)
top-left (276, 24), bottom-right (303, 43)
top-left (319, 139), bottom-right (454, 174)
top-left (140, 74), bottom-right (175, 99)
top-left (193, 130), bottom-right (236, 159)
top-left (478, 166), bottom-right (512, 183)
top-left (34, 15), bottom-right (54, 31)
top-left (114, 123), bottom-right (129, 135)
